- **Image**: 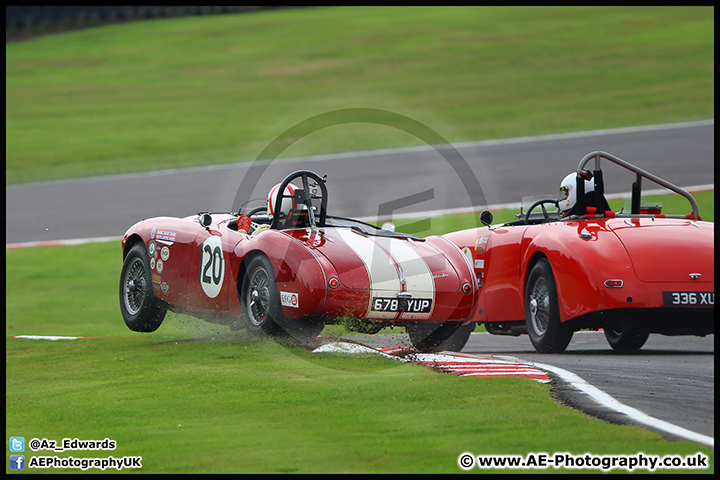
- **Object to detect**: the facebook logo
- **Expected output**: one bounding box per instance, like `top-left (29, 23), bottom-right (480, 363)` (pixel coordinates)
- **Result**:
top-left (9, 437), bottom-right (25, 452)
top-left (10, 455), bottom-right (25, 470)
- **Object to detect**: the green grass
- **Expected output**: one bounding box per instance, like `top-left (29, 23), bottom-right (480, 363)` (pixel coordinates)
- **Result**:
top-left (5, 6), bottom-right (715, 473)
top-left (6, 336), bottom-right (713, 474)
top-left (6, 6), bottom-right (714, 183)
top-left (5, 193), bottom-right (714, 473)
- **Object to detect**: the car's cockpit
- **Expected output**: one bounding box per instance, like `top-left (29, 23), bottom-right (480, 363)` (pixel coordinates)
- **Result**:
top-left (227, 170), bottom-right (423, 240)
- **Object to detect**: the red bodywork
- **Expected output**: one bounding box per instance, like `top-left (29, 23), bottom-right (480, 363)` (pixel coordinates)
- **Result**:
top-left (441, 150), bottom-right (714, 339)
top-left (121, 214), bottom-right (477, 327)
top-left (442, 216), bottom-right (714, 335)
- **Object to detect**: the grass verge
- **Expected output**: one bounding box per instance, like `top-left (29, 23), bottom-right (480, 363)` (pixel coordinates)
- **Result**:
top-left (5, 193), bottom-right (714, 473)
top-left (6, 6), bottom-right (713, 183)
top-left (6, 335), bottom-right (713, 473)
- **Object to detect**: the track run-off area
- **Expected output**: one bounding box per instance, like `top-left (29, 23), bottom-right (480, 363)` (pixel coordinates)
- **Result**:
top-left (7, 121), bottom-right (714, 448)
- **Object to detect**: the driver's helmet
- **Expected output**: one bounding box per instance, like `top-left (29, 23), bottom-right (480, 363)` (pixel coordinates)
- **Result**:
top-left (558, 173), bottom-right (594, 213)
top-left (268, 182), bottom-right (298, 217)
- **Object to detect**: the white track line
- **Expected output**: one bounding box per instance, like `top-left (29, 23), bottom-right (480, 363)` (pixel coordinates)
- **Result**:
top-left (12, 335), bottom-right (85, 341)
top-left (498, 355), bottom-right (714, 448)
top-left (11, 335), bottom-right (144, 340)
top-left (6, 236), bottom-right (122, 250)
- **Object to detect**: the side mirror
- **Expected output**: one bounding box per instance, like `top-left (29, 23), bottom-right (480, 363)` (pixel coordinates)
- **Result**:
top-left (198, 213), bottom-right (212, 228)
top-left (480, 210), bottom-right (493, 226)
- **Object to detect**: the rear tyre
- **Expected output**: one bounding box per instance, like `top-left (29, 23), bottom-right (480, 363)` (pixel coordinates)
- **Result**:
top-left (441, 322), bottom-right (476, 352)
top-left (525, 258), bottom-right (572, 353)
top-left (240, 255), bottom-right (324, 344)
top-left (120, 243), bottom-right (167, 332)
top-left (604, 324), bottom-right (649, 351)
top-left (406, 322), bottom-right (472, 353)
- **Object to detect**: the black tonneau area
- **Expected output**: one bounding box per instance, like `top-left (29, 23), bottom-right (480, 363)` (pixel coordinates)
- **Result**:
top-left (325, 216), bottom-right (425, 241)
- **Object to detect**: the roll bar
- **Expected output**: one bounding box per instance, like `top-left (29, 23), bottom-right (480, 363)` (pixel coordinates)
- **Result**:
top-left (578, 151), bottom-right (699, 220)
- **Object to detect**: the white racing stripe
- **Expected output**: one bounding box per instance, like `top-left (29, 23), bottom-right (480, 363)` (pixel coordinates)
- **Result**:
top-left (332, 228), bottom-right (400, 319)
top-left (330, 228), bottom-right (435, 319)
top-left (374, 236), bottom-right (434, 293)
top-left (374, 235), bottom-right (435, 320)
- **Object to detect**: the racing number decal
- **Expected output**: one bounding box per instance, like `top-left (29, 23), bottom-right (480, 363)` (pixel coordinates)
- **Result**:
top-left (199, 236), bottom-right (225, 298)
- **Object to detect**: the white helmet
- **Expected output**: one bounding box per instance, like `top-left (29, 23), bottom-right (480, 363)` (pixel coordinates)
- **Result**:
top-left (558, 173), bottom-right (594, 213)
top-left (268, 182), bottom-right (298, 217)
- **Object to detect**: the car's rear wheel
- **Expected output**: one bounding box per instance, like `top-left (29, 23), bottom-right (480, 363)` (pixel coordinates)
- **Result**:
top-left (240, 255), bottom-right (324, 343)
top-left (604, 324), bottom-right (649, 351)
top-left (406, 322), bottom-right (474, 352)
top-left (525, 258), bottom-right (572, 353)
top-left (120, 242), bottom-right (167, 332)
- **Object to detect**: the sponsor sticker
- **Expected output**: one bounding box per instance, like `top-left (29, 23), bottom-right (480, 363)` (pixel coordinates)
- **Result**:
top-left (281, 291), bottom-right (299, 308)
top-left (160, 246), bottom-right (170, 261)
top-left (155, 229), bottom-right (177, 246)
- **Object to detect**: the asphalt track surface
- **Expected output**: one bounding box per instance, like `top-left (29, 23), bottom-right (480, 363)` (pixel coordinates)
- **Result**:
top-left (7, 120), bottom-right (714, 445)
top-left (464, 332), bottom-right (715, 442)
top-left (346, 331), bottom-right (714, 445)
top-left (6, 120), bottom-right (713, 245)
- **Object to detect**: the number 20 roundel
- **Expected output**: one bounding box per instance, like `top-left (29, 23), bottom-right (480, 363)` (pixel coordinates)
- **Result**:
top-left (199, 236), bottom-right (225, 298)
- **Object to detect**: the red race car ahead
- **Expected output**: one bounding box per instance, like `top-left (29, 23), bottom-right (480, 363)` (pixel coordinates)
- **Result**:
top-left (443, 151), bottom-right (714, 353)
top-left (120, 170), bottom-right (478, 352)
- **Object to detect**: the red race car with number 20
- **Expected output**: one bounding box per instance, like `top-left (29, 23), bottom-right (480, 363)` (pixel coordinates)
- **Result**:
top-left (443, 151), bottom-right (714, 352)
top-left (120, 170), bottom-right (478, 352)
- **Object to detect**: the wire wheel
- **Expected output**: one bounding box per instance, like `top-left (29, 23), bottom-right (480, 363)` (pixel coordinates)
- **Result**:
top-left (246, 267), bottom-right (272, 328)
top-left (119, 243), bottom-right (167, 332)
top-left (524, 258), bottom-right (572, 353)
top-left (528, 276), bottom-right (551, 337)
top-left (239, 255), bottom-right (324, 343)
top-left (122, 256), bottom-right (147, 316)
